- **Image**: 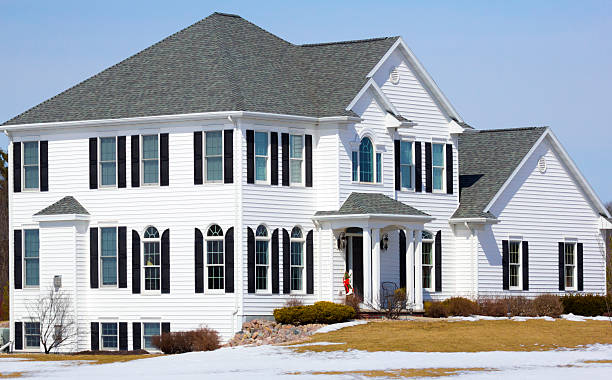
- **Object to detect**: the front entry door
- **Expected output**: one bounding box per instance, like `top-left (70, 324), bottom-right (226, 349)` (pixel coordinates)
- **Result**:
top-left (351, 236), bottom-right (364, 297)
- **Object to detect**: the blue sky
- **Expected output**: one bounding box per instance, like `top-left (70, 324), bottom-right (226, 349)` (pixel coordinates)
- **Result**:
top-left (1, 0), bottom-right (611, 202)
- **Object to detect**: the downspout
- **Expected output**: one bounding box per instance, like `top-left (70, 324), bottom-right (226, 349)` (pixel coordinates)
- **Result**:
top-left (7, 137), bottom-right (14, 350)
top-left (228, 116), bottom-right (241, 332)
top-left (464, 222), bottom-right (478, 299)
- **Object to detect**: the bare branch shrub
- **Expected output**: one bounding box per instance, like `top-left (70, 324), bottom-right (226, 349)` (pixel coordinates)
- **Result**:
top-left (26, 288), bottom-right (76, 354)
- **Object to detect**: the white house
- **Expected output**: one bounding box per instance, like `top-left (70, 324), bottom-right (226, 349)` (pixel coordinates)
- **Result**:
top-left (4, 12), bottom-right (611, 352)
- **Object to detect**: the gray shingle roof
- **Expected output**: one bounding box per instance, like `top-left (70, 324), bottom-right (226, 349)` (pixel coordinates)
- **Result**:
top-left (4, 12), bottom-right (398, 125)
top-left (34, 196), bottom-right (89, 216)
top-left (453, 127), bottom-right (547, 219)
top-left (316, 192), bottom-right (429, 217)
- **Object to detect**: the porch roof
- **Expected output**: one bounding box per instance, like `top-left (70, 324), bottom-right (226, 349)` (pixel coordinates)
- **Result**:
top-left (315, 192), bottom-right (429, 217)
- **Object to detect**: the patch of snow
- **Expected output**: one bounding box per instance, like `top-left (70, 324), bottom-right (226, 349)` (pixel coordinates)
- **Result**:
top-left (314, 320), bottom-right (367, 334)
top-left (561, 314), bottom-right (612, 322)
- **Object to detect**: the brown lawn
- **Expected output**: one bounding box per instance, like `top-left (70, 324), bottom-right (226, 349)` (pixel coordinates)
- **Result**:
top-left (289, 367), bottom-right (494, 378)
top-left (1, 353), bottom-right (159, 365)
top-left (292, 319), bottom-right (612, 353)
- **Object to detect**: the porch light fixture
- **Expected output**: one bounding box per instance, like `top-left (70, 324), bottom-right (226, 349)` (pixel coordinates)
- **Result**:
top-left (337, 232), bottom-right (347, 251)
top-left (380, 233), bottom-right (389, 251)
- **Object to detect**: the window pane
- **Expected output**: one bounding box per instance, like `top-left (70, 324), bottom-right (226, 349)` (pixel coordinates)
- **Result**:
top-left (291, 227), bottom-right (302, 239)
top-left (351, 152), bottom-right (358, 181)
top-left (290, 135), bottom-right (303, 158)
top-left (291, 242), bottom-right (303, 265)
top-left (432, 144), bottom-right (444, 166)
top-left (206, 131), bottom-right (222, 156)
top-left (207, 240), bottom-right (224, 265)
top-left (23, 142), bottom-right (39, 165)
top-left (24, 230), bottom-right (39, 258)
top-left (509, 242), bottom-right (520, 264)
top-left (422, 267), bottom-right (432, 289)
top-left (255, 157), bottom-right (267, 181)
top-left (207, 266), bottom-right (224, 290)
top-left (145, 267), bottom-right (160, 290)
top-left (101, 228), bottom-right (117, 257)
top-left (102, 257), bottom-right (117, 285)
top-left (291, 267), bottom-right (303, 291)
top-left (256, 225), bottom-right (268, 237)
top-left (422, 252), bottom-right (432, 266)
top-left (144, 242), bottom-right (160, 266)
top-left (565, 244), bottom-right (575, 265)
top-left (400, 142), bottom-right (412, 165)
top-left (101, 162), bottom-right (116, 186)
top-left (433, 167), bottom-right (443, 190)
top-left (24, 166), bottom-right (39, 189)
top-left (100, 137), bottom-right (116, 161)
top-left (509, 265), bottom-right (519, 287)
top-left (25, 322), bottom-right (40, 347)
top-left (142, 135), bottom-right (158, 159)
top-left (401, 165), bottom-right (411, 188)
top-left (376, 153), bottom-right (382, 183)
top-left (143, 323), bottom-right (160, 350)
top-left (565, 267), bottom-right (574, 288)
top-left (359, 138), bottom-right (373, 182)
top-left (143, 160), bottom-right (159, 184)
top-left (256, 266), bottom-right (268, 290)
top-left (144, 227), bottom-right (159, 239)
top-left (256, 241), bottom-right (268, 264)
top-left (101, 323), bottom-right (117, 349)
top-left (290, 160), bottom-right (301, 183)
top-left (25, 258), bottom-right (39, 286)
top-left (254, 132), bottom-right (268, 156)
top-left (206, 157), bottom-right (222, 181)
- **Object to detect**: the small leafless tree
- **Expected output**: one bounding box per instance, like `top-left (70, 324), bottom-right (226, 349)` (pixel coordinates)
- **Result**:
top-left (26, 288), bottom-right (76, 353)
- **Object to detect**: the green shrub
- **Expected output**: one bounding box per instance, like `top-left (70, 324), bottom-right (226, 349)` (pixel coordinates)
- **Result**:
top-left (531, 294), bottom-right (563, 318)
top-left (561, 294), bottom-right (612, 317)
top-left (442, 297), bottom-right (479, 316)
top-left (273, 301), bottom-right (355, 325)
top-left (424, 301), bottom-right (448, 318)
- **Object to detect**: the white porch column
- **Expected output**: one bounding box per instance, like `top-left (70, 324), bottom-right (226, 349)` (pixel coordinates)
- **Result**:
top-left (362, 228), bottom-right (372, 306)
top-left (414, 229), bottom-right (423, 310)
top-left (405, 228), bottom-right (414, 305)
top-left (371, 228), bottom-right (381, 308)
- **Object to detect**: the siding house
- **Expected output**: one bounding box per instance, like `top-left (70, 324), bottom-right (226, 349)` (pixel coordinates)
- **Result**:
top-left (4, 12), bottom-right (611, 352)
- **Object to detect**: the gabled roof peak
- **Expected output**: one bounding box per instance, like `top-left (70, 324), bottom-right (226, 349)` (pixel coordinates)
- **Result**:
top-left (212, 12), bottom-right (242, 18)
top-left (34, 196), bottom-right (89, 216)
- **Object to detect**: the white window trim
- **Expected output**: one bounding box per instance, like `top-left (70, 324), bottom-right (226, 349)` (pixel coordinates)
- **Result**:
top-left (422, 233), bottom-right (434, 291)
top-left (289, 134), bottom-right (305, 186)
top-left (98, 136), bottom-right (118, 189)
top-left (400, 140), bottom-right (415, 191)
top-left (100, 322), bottom-right (119, 351)
top-left (141, 322), bottom-right (161, 352)
top-left (564, 240), bottom-right (578, 291)
top-left (352, 136), bottom-right (382, 185)
top-left (23, 229), bottom-right (40, 289)
top-left (205, 225), bottom-right (225, 294)
top-left (99, 227), bottom-right (119, 288)
top-left (22, 141), bottom-right (40, 191)
top-left (255, 226), bottom-right (271, 293)
top-left (254, 131), bottom-right (270, 185)
top-left (432, 143), bottom-right (446, 193)
top-left (23, 321), bottom-right (40, 349)
top-left (141, 134), bottom-right (160, 186)
top-left (508, 239), bottom-right (522, 290)
top-left (142, 227), bottom-right (161, 294)
top-left (204, 130), bottom-right (224, 184)
top-left (290, 227), bottom-right (306, 295)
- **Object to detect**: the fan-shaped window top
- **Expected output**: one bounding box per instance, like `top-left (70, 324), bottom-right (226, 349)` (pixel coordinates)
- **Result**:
top-left (422, 230), bottom-right (433, 240)
top-left (207, 224), bottom-right (223, 237)
top-left (256, 225), bottom-right (268, 237)
top-left (144, 226), bottom-right (159, 239)
top-left (291, 227), bottom-right (303, 239)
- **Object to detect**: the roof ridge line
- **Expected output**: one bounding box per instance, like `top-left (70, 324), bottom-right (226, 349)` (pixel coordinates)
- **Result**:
top-left (472, 126), bottom-right (548, 133)
top-left (300, 36), bottom-right (398, 47)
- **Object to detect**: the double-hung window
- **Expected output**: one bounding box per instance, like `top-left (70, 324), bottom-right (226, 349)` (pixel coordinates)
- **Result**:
top-left (23, 141), bottom-right (39, 190)
top-left (143, 227), bottom-right (161, 292)
top-left (143, 322), bottom-right (161, 351)
top-left (254, 132), bottom-right (268, 183)
top-left (255, 225), bottom-right (269, 292)
top-left (142, 135), bottom-right (159, 185)
top-left (205, 131), bottom-right (223, 182)
top-left (290, 227), bottom-right (305, 293)
top-left (421, 231), bottom-right (434, 290)
top-left (509, 240), bottom-right (521, 289)
top-left (206, 224), bottom-right (224, 290)
top-left (564, 242), bottom-right (577, 290)
top-left (352, 137), bottom-right (381, 184)
top-left (24, 229), bottom-right (39, 287)
top-left (101, 322), bottom-right (118, 350)
top-left (100, 227), bottom-right (117, 286)
top-left (99, 137), bottom-right (117, 187)
top-left (24, 322), bottom-right (40, 348)
top-left (432, 143), bottom-right (445, 191)
top-left (289, 135), bottom-right (304, 185)
top-left (400, 141), bottom-right (413, 189)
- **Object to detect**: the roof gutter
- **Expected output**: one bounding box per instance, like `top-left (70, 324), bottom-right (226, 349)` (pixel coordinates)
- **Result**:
top-left (313, 213), bottom-right (434, 222)
top-left (33, 214), bottom-right (91, 222)
top-left (449, 217), bottom-right (499, 224)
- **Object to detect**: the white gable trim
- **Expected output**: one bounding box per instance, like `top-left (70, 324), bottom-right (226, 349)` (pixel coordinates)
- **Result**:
top-left (599, 216), bottom-right (612, 230)
top-left (484, 128), bottom-right (611, 218)
top-left (346, 78), bottom-right (399, 116)
top-left (365, 37), bottom-right (463, 123)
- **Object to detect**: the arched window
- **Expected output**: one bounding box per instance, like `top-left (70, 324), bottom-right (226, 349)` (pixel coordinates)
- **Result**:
top-left (255, 225), bottom-right (270, 292)
top-left (143, 226), bottom-right (160, 291)
top-left (206, 224), bottom-right (224, 290)
top-left (359, 138), bottom-right (374, 182)
top-left (290, 227), bottom-right (305, 292)
top-left (421, 230), bottom-right (434, 290)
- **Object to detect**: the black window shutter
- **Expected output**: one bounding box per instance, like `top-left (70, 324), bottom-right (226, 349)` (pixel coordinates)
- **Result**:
top-left (435, 230), bottom-right (442, 292)
top-left (90, 228), bottom-right (99, 288)
top-left (502, 240), bottom-right (509, 290)
top-left (425, 142), bottom-right (432, 193)
top-left (577, 243), bottom-right (584, 291)
top-left (394, 140), bottom-right (401, 191)
top-left (305, 134), bottom-right (313, 187)
top-left (13, 142), bottom-right (21, 193)
top-left (119, 322), bottom-right (128, 350)
top-left (90, 322), bottom-right (99, 351)
top-left (161, 229), bottom-right (170, 293)
top-left (225, 227), bottom-right (234, 293)
top-left (414, 142), bottom-right (422, 192)
top-left (282, 229), bottom-right (290, 294)
top-left (522, 241), bottom-right (529, 291)
top-left (132, 322), bottom-right (141, 350)
top-left (281, 133), bottom-right (289, 186)
top-left (247, 227), bottom-right (255, 293)
top-left (399, 230), bottom-right (406, 289)
top-left (118, 136), bottom-right (126, 188)
top-left (160, 133), bottom-right (169, 186)
top-left (246, 130), bottom-right (254, 184)
top-left (272, 229), bottom-right (279, 294)
top-left (118, 227), bottom-right (127, 288)
top-left (224, 129), bottom-right (233, 184)
top-left (131, 135), bottom-right (140, 187)
top-left (271, 132), bottom-right (278, 185)
top-left (161, 322), bottom-right (170, 334)
top-left (14, 322), bottom-right (23, 350)
top-left (558, 242), bottom-right (565, 291)
top-left (40, 141), bottom-right (48, 191)
top-left (195, 228), bottom-right (204, 293)
top-left (306, 230), bottom-right (314, 294)
top-left (14, 230), bottom-right (22, 289)
top-left (132, 230), bottom-right (141, 294)
top-left (194, 131), bottom-right (203, 185)
top-left (445, 143), bottom-right (453, 195)
top-left (89, 138), bottom-right (97, 189)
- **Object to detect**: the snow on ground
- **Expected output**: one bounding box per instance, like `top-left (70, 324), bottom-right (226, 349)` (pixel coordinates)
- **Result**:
top-left (313, 320), bottom-right (368, 334)
top-left (451, 314), bottom-right (610, 322)
top-left (561, 314), bottom-right (612, 322)
top-left (1, 344), bottom-right (611, 379)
